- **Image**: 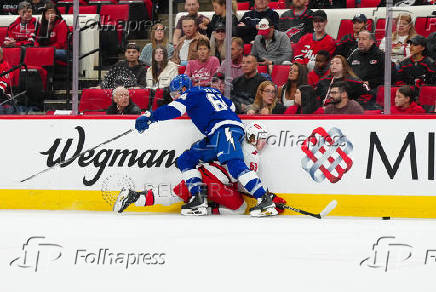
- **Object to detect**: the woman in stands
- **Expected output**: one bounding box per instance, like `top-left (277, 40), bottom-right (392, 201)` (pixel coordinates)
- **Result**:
top-left (316, 55), bottom-right (370, 106)
top-left (284, 85), bottom-right (323, 114)
top-left (392, 85), bottom-right (426, 114)
top-left (210, 23), bottom-right (226, 62)
top-left (35, 1), bottom-right (68, 61)
top-left (246, 80), bottom-right (286, 114)
top-left (139, 23), bottom-right (174, 67)
top-left (185, 38), bottom-right (220, 86)
top-left (206, 0), bottom-right (238, 39)
top-left (277, 63), bottom-right (308, 108)
top-left (145, 45), bottom-right (178, 90)
top-left (379, 13), bottom-right (416, 66)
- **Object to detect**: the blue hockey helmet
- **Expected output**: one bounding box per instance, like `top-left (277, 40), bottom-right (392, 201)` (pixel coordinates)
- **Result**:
top-left (169, 74), bottom-right (193, 98)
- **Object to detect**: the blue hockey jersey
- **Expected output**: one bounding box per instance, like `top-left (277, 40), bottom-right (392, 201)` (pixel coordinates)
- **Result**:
top-left (152, 87), bottom-right (244, 136)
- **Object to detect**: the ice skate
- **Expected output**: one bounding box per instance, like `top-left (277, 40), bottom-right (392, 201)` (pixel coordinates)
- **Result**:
top-left (181, 191), bottom-right (208, 216)
top-left (250, 192), bottom-right (278, 217)
top-left (113, 187), bottom-right (140, 213)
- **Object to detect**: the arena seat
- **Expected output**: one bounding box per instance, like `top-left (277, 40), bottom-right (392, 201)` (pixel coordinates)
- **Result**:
top-left (360, 0), bottom-right (381, 7)
top-left (257, 65), bottom-right (267, 73)
top-left (67, 5), bottom-right (98, 14)
top-left (178, 66), bottom-right (186, 74)
top-left (152, 88), bottom-right (164, 111)
top-left (244, 43), bottom-right (252, 55)
top-left (336, 19), bottom-right (374, 40)
top-left (58, 6), bottom-right (67, 14)
top-left (23, 47), bottom-right (56, 91)
top-left (100, 4), bottom-right (129, 44)
top-left (415, 17), bottom-right (436, 38)
top-left (376, 86), bottom-right (399, 106)
top-left (0, 27), bottom-right (7, 45)
top-left (129, 88), bottom-right (150, 110)
top-left (375, 18), bottom-right (386, 43)
top-left (346, 0), bottom-right (356, 8)
top-left (418, 86), bottom-right (436, 106)
top-left (79, 89), bottom-right (113, 112)
top-left (237, 2), bottom-right (250, 10)
top-left (3, 48), bottom-right (22, 86)
top-left (271, 65), bottom-right (290, 87)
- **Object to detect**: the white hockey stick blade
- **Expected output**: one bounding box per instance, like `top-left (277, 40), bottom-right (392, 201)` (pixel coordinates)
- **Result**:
top-left (319, 200), bottom-right (337, 218)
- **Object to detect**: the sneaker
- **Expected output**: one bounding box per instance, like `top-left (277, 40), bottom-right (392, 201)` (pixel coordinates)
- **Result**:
top-left (181, 191), bottom-right (208, 216)
top-left (113, 188), bottom-right (140, 213)
top-left (249, 192), bottom-right (278, 217)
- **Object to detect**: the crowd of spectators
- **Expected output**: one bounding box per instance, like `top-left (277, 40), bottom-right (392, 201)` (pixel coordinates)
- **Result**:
top-left (0, 0), bottom-right (435, 115)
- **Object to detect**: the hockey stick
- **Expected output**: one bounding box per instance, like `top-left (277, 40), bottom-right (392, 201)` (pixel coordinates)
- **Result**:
top-left (20, 129), bottom-right (134, 183)
top-left (275, 200), bottom-right (337, 219)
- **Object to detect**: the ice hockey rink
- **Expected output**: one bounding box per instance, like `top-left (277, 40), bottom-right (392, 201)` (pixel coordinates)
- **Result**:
top-left (1, 210), bottom-right (436, 292)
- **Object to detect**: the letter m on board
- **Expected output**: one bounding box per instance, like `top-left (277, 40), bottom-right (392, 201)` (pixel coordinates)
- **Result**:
top-left (366, 132), bottom-right (418, 180)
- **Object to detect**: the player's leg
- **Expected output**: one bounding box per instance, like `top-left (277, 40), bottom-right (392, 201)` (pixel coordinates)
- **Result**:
top-left (213, 126), bottom-right (277, 217)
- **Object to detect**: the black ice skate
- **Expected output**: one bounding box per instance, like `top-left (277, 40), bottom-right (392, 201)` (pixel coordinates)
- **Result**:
top-left (113, 188), bottom-right (140, 213)
top-left (249, 192), bottom-right (278, 217)
top-left (180, 189), bottom-right (208, 216)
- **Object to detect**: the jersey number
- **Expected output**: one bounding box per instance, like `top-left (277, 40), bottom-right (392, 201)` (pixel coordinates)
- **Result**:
top-left (206, 93), bottom-right (228, 112)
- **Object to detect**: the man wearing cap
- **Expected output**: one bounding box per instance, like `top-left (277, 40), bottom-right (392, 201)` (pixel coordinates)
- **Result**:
top-left (218, 37), bottom-right (244, 79)
top-left (251, 18), bottom-right (292, 69)
top-left (4, 1), bottom-right (37, 47)
top-left (396, 35), bottom-right (436, 87)
top-left (348, 30), bottom-right (385, 93)
top-left (236, 0), bottom-right (279, 44)
top-left (335, 14), bottom-right (368, 59)
top-left (293, 10), bottom-right (336, 69)
top-left (98, 43), bottom-right (147, 89)
top-left (279, 0), bottom-right (314, 44)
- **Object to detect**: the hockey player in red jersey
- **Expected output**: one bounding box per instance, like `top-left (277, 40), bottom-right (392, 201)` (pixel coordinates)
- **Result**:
top-left (115, 122), bottom-right (286, 215)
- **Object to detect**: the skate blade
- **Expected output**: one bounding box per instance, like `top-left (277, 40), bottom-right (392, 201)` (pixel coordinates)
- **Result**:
top-left (113, 188), bottom-right (129, 213)
top-left (181, 207), bottom-right (208, 216)
top-left (250, 208), bottom-right (278, 217)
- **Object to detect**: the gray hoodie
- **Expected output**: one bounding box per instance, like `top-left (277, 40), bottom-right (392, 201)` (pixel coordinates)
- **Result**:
top-left (251, 30), bottom-right (292, 65)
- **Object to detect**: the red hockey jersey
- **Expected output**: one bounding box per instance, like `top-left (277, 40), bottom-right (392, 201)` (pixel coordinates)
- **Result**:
top-left (0, 59), bottom-right (12, 93)
top-left (293, 33), bottom-right (336, 65)
top-left (5, 17), bottom-right (37, 47)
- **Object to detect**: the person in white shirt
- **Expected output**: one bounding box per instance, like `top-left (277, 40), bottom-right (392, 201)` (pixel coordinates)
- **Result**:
top-left (146, 45), bottom-right (178, 89)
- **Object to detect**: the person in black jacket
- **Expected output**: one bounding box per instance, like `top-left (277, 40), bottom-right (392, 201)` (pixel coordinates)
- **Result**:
top-left (235, 0), bottom-right (279, 44)
top-left (206, 0), bottom-right (238, 39)
top-left (396, 35), bottom-right (436, 87)
top-left (278, 0), bottom-right (313, 44)
top-left (106, 86), bottom-right (141, 115)
top-left (335, 14), bottom-right (368, 59)
top-left (347, 30), bottom-right (385, 91)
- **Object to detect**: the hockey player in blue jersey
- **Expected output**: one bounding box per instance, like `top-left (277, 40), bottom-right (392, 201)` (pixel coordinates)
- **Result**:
top-left (113, 74), bottom-right (277, 217)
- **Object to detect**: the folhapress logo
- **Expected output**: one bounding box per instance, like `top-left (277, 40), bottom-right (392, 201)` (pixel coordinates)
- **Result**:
top-left (9, 236), bottom-right (63, 272)
top-left (301, 127), bottom-right (353, 183)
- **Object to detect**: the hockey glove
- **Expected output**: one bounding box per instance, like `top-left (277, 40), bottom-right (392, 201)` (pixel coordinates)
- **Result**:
top-left (135, 111), bottom-right (155, 133)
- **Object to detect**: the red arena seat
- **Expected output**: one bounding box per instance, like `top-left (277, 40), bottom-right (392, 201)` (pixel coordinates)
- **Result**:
top-left (237, 2), bottom-right (250, 10)
top-left (152, 88), bottom-right (164, 111)
top-left (58, 6), bottom-right (67, 14)
top-left (244, 43), bottom-right (252, 55)
top-left (23, 47), bottom-right (55, 91)
top-left (128, 88), bottom-right (150, 110)
top-left (3, 47), bottom-right (22, 86)
top-left (79, 89), bottom-right (113, 112)
top-left (415, 17), bottom-right (436, 38)
top-left (67, 5), bottom-right (98, 14)
top-left (337, 19), bottom-right (374, 40)
top-left (376, 86), bottom-right (399, 106)
top-left (271, 65), bottom-right (290, 87)
top-left (360, 0), bottom-right (381, 7)
top-left (257, 65), bottom-right (267, 73)
top-left (0, 27), bottom-right (8, 44)
top-left (418, 86), bottom-right (436, 106)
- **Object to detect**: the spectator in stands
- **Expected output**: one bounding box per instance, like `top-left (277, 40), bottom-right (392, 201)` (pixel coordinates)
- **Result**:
top-left (210, 23), bottom-right (226, 62)
top-left (206, 0), bottom-right (238, 39)
top-left (278, 0), bottom-right (314, 44)
top-left (185, 38), bottom-right (220, 86)
top-left (246, 80), bottom-right (286, 114)
top-left (335, 14), bottom-right (368, 59)
top-left (348, 30), bottom-right (385, 93)
top-left (284, 84), bottom-right (323, 114)
top-left (391, 85), bottom-right (426, 114)
top-left (218, 37), bottom-right (244, 79)
top-left (172, 0), bottom-right (209, 45)
top-left (99, 43), bottom-right (147, 89)
top-left (278, 63), bottom-right (308, 107)
top-left (396, 35), bottom-right (436, 87)
top-left (324, 81), bottom-right (364, 114)
top-left (236, 0), bottom-right (279, 44)
top-left (293, 10), bottom-right (336, 70)
top-left (145, 45), bottom-right (178, 90)
top-left (308, 50), bottom-right (330, 87)
top-left (35, 2), bottom-right (68, 61)
top-left (106, 86), bottom-right (141, 115)
top-left (231, 54), bottom-right (268, 113)
top-left (317, 55), bottom-right (370, 106)
top-left (31, 0), bottom-right (45, 14)
top-left (3, 1), bottom-right (37, 48)
top-left (380, 13), bottom-right (416, 66)
top-left (251, 18), bottom-right (292, 71)
top-left (140, 23), bottom-right (174, 67)
top-left (171, 16), bottom-right (209, 66)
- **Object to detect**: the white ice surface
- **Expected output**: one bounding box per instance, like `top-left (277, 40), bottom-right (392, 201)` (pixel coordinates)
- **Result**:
top-left (1, 211), bottom-right (436, 292)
